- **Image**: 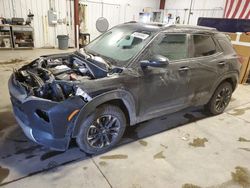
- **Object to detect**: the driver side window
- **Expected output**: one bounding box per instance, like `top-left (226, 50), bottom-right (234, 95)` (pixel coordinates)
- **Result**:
top-left (150, 34), bottom-right (188, 61)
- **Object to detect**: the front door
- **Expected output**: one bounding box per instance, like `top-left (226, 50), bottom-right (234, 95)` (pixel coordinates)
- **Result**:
top-left (135, 33), bottom-right (192, 121)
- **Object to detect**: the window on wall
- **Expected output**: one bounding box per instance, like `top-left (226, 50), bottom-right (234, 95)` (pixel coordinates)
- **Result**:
top-left (150, 34), bottom-right (188, 61)
top-left (192, 35), bottom-right (217, 57)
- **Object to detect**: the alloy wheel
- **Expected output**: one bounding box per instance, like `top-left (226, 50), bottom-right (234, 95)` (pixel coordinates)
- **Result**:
top-left (86, 115), bottom-right (121, 149)
top-left (215, 87), bottom-right (231, 112)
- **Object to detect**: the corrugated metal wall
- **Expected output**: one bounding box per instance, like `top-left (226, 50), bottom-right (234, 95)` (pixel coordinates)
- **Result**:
top-left (80, 0), bottom-right (160, 40)
top-left (0, 0), bottom-right (160, 47)
top-left (164, 0), bottom-right (225, 25)
top-left (164, 8), bottom-right (224, 25)
top-left (0, 0), bottom-right (75, 48)
top-left (81, 1), bottom-right (120, 40)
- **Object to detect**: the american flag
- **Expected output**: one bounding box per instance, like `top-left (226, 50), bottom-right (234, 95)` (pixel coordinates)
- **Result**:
top-left (223, 0), bottom-right (250, 19)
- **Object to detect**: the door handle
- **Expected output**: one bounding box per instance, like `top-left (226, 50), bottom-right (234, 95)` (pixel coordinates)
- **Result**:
top-left (218, 61), bottom-right (226, 66)
top-left (178, 66), bottom-right (190, 72)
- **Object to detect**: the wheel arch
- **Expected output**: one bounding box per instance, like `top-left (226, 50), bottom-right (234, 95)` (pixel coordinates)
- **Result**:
top-left (72, 89), bottom-right (137, 138)
top-left (223, 77), bottom-right (237, 91)
top-left (212, 72), bottom-right (238, 94)
top-left (206, 72), bottom-right (238, 105)
top-left (102, 99), bottom-right (131, 126)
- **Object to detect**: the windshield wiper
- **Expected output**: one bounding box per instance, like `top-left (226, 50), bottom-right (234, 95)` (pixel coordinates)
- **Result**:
top-left (83, 48), bottom-right (118, 68)
top-left (98, 55), bottom-right (115, 68)
top-left (80, 48), bottom-right (93, 58)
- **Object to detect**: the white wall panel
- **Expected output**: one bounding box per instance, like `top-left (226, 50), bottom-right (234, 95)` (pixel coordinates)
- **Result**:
top-left (189, 9), bottom-right (224, 25)
top-left (32, 0), bottom-right (42, 47)
top-left (0, 0), bottom-right (13, 18)
top-left (164, 8), bottom-right (224, 25)
top-left (80, 0), bottom-right (160, 40)
top-left (165, 0), bottom-right (226, 10)
top-left (0, 0), bottom-right (75, 48)
top-left (1, 0), bottom-right (160, 47)
top-left (164, 0), bottom-right (226, 25)
top-left (124, 5), bottom-right (142, 22)
top-left (103, 4), bottom-right (120, 29)
top-left (68, 0), bottom-right (75, 47)
top-left (83, 1), bottom-right (102, 40)
top-left (0, 1), bottom-right (5, 17)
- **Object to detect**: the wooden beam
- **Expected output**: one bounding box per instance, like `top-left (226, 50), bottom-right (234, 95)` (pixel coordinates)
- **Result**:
top-left (160, 0), bottom-right (165, 9)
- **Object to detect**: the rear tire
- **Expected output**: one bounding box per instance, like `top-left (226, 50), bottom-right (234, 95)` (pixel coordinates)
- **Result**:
top-left (76, 105), bottom-right (126, 154)
top-left (206, 82), bottom-right (232, 115)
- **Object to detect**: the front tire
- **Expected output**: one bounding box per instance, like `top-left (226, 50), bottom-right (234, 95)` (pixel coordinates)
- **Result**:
top-left (76, 105), bottom-right (126, 154)
top-left (206, 82), bottom-right (232, 115)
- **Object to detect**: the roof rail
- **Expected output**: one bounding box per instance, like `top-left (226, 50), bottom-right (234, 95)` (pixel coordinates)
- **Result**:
top-left (167, 24), bottom-right (176, 28)
top-left (125, 21), bottom-right (137, 24)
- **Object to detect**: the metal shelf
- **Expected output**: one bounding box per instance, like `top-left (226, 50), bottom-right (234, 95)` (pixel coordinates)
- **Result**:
top-left (0, 35), bottom-right (11, 37)
top-left (0, 25), bottom-right (12, 49)
top-left (0, 25), bottom-right (34, 49)
top-left (12, 25), bottom-right (34, 49)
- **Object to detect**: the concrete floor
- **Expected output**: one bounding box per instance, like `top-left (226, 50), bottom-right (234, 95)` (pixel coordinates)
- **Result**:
top-left (0, 49), bottom-right (250, 188)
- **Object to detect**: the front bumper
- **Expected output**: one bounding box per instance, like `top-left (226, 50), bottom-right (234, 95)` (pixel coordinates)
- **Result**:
top-left (8, 75), bottom-right (86, 151)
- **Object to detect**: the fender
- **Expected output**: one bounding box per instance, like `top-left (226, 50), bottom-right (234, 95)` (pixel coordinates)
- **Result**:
top-left (72, 89), bottom-right (137, 137)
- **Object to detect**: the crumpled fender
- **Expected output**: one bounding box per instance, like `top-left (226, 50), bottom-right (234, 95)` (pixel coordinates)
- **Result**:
top-left (72, 89), bottom-right (137, 137)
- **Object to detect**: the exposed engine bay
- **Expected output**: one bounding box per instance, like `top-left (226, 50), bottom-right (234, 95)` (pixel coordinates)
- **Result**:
top-left (13, 52), bottom-right (122, 102)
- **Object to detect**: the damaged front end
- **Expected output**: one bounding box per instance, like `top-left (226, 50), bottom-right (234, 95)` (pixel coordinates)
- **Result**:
top-left (13, 52), bottom-right (110, 102)
top-left (8, 52), bottom-right (112, 150)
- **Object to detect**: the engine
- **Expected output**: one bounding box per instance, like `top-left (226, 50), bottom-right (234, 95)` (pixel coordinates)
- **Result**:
top-left (13, 53), bottom-right (109, 102)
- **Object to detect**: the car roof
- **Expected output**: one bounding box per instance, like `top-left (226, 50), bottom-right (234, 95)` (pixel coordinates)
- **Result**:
top-left (122, 22), bottom-right (218, 34)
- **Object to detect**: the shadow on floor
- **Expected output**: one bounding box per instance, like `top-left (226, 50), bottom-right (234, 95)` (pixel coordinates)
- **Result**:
top-left (0, 106), bottom-right (210, 185)
top-left (0, 107), bottom-right (16, 132)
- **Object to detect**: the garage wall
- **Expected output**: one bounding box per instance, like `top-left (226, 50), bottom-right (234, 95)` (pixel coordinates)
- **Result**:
top-left (80, 0), bottom-right (160, 39)
top-left (164, 0), bottom-right (226, 25)
top-left (0, 0), bottom-right (160, 47)
top-left (0, 0), bottom-right (75, 48)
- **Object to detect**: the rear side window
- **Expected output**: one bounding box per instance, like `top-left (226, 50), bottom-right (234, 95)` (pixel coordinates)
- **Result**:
top-left (218, 39), bottom-right (235, 54)
top-left (151, 34), bottom-right (188, 61)
top-left (192, 35), bottom-right (217, 57)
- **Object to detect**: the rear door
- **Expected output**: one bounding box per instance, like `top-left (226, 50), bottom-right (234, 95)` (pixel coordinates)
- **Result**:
top-left (187, 34), bottom-right (228, 105)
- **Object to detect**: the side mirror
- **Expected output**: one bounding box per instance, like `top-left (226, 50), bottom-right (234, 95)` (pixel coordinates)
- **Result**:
top-left (140, 55), bottom-right (169, 69)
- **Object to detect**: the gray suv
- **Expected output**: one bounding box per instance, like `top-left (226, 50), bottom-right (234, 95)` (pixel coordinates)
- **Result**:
top-left (9, 22), bottom-right (241, 154)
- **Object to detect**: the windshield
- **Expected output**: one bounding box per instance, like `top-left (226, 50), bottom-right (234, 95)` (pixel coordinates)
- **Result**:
top-left (84, 26), bottom-right (152, 66)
